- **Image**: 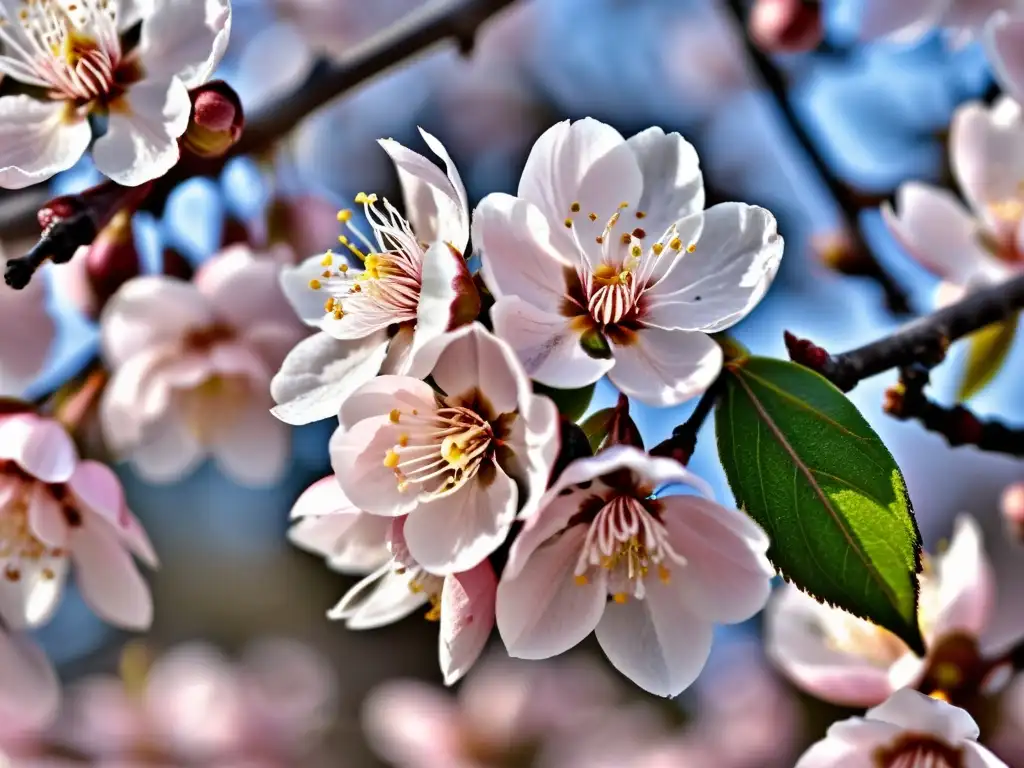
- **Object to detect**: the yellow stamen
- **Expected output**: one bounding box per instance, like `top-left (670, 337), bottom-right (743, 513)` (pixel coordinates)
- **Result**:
top-left (308, 279), bottom-right (322, 290)
top-left (398, 434), bottom-right (409, 447)
top-left (686, 243), bottom-right (697, 253)
top-left (652, 243), bottom-right (664, 256)
top-left (620, 232), bottom-right (631, 245)
top-left (635, 210), bottom-right (646, 219)
top-left (564, 218), bottom-right (573, 228)
top-left (383, 450), bottom-right (400, 469)
top-left (658, 564), bottom-right (671, 584)
top-left (669, 237), bottom-right (682, 250)
top-left (321, 251), bottom-right (333, 267)
top-left (389, 409), bottom-right (401, 424)
top-left (574, 574), bottom-right (589, 586)
top-left (337, 209), bottom-right (353, 222)
top-left (588, 212), bottom-right (598, 222)
top-left (613, 592), bottom-right (628, 604)
top-left (630, 245), bottom-right (642, 258)
top-left (570, 202), bottom-right (581, 213)
top-left (354, 192), bottom-right (378, 205)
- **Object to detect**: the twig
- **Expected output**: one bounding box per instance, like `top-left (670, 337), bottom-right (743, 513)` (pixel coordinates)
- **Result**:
top-left (785, 271), bottom-right (1024, 391)
top-left (0, 0), bottom-right (518, 236)
top-left (649, 376), bottom-right (726, 465)
top-left (724, 0), bottom-right (912, 315)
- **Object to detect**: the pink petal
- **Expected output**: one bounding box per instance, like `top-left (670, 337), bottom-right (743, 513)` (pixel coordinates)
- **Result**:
top-left (950, 100), bottom-right (1024, 229)
top-left (931, 515), bottom-right (995, 642)
top-left (0, 95), bottom-right (91, 189)
top-left (987, 12), bottom-right (1024, 104)
top-left (332, 566), bottom-right (428, 629)
top-left (502, 392), bottom-right (560, 524)
top-left (338, 375), bottom-right (437, 432)
top-left (362, 681), bottom-right (466, 768)
top-left (428, 322), bottom-right (525, 414)
top-left (475, 192), bottom-right (573, 308)
top-left (0, 631), bottom-right (59, 729)
top-left (100, 276), bottom-right (214, 368)
top-left (0, 555), bottom-right (68, 629)
top-left (607, 327), bottom-right (722, 407)
top-left (594, 575), bottom-right (714, 697)
top-left (794, 720), bottom-right (899, 768)
top-left (270, 330), bottom-right (389, 426)
top-left (99, 345), bottom-right (177, 453)
top-left (128, 414), bottom-right (205, 484)
top-left (660, 495), bottom-right (773, 623)
top-left (331, 416), bottom-right (420, 518)
top-left (866, 688), bottom-right (980, 742)
top-left (27, 483), bottom-right (68, 548)
top-left (211, 405), bottom-right (291, 488)
top-left (71, 520), bottom-right (153, 630)
top-left (490, 296), bottom-right (614, 389)
top-left (0, 248), bottom-right (57, 395)
top-left (626, 127), bottom-right (705, 243)
top-left (496, 523), bottom-right (605, 659)
top-left (402, 462), bottom-right (518, 575)
top-left (765, 585), bottom-right (895, 707)
top-left (439, 560), bottom-right (497, 685)
top-left (0, 414), bottom-right (77, 483)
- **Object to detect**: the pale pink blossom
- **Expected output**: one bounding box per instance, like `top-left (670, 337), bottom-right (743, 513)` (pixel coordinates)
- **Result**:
top-left (986, 12), bottom-right (1024, 103)
top-left (474, 118), bottom-right (782, 407)
top-left (0, 410), bottom-right (156, 630)
top-left (330, 322), bottom-right (558, 575)
top-left (99, 245), bottom-right (308, 487)
top-left (883, 97), bottom-right (1024, 301)
top-left (0, 0), bottom-right (231, 188)
top-left (273, 128), bottom-right (477, 425)
top-left (795, 688), bottom-right (1006, 767)
top-left (363, 652), bottom-right (627, 768)
top-left (0, 629), bottom-right (60, 752)
top-left (496, 446), bottom-right (773, 697)
top-left (0, 244), bottom-right (56, 396)
top-left (859, 0), bottom-right (1024, 44)
top-left (766, 515), bottom-right (994, 707)
top-left (60, 639), bottom-right (337, 765)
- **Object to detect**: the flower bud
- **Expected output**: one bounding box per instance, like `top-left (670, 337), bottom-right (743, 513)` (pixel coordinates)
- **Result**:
top-left (182, 81), bottom-right (244, 159)
top-left (749, 0), bottom-right (823, 54)
top-left (1001, 482), bottom-right (1024, 544)
top-left (53, 210), bottom-right (141, 319)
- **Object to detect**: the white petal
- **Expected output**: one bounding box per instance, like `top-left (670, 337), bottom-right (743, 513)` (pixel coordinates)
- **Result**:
top-left (491, 296), bottom-right (614, 389)
top-left (100, 276), bottom-right (213, 369)
top-left (0, 631), bottom-right (59, 728)
top-left (428, 322), bottom-right (524, 414)
top-left (92, 78), bottom-right (191, 186)
top-left (950, 100), bottom-right (1024, 225)
top-left (626, 127), bottom-right (705, 239)
top-left (608, 328), bottom-right (722, 407)
top-left (497, 524), bottom-right (605, 658)
top-left (331, 566), bottom-right (427, 629)
top-left (337, 375), bottom-right (437, 431)
top-left (986, 12), bottom-right (1024, 103)
top-left (881, 183), bottom-right (1001, 285)
top-left (0, 556), bottom-right (68, 629)
top-left (211, 405), bottom-right (291, 487)
top-left (289, 515), bottom-right (391, 574)
top-left (28, 484), bottom-right (68, 548)
top-left (403, 462), bottom-right (518, 575)
top-left (194, 245), bottom-right (300, 335)
top-left (0, 96), bottom-right (91, 189)
top-left (866, 688), bottom-right (980, 742)
top-left (331, 416), bottom-right (420, 518)
top-left (71, 520), bottom-right (153, 630)
top-left (136, 0), bottom-right (232, 88)
top-left (270, 331), bottom-right (389, 425)
top-left (594, 577), bottom-right (714, 697)
top-left (518, 118), bottom-right (643, 258)
top-left (660, 495), bottom-right (773, 624)
top-left (438, 561), bottom-right (497, 685)
top-left (931, 515), bottom-right (995, 642)
top-left (645, 203), bottom-right (783, 333)
top-left (964, 742), bottom-right (1013, 768)
top-left (128, 414), bottom-right (206, 484)
top-left (280, 254), bottom-right (333, 327)
top-left (794, 720), bottom-right (899, 768)
top-left (0, 414), bottom-right (78, 483)
top-left (475, 192), bottom-right (573, 307)
top-left (503, 392), bottom-right (560, 524)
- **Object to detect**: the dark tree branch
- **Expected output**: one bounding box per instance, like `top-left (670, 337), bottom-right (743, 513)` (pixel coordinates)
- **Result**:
top-left (0, 0), bottom-right (518, 237)
top-left (724, 0), bottom-right (912, 315)
top-left (786, 272), bottom-right (1024, 391)
top-left (882, 365), bottom-right (1024, 458)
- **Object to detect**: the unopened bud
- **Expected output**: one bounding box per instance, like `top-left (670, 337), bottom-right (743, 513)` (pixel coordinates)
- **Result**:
top-left (1001, 482), bottom-right (1024, 543)
top-left (55, 210), bottom-right (141, 319)
top-left (749, 0), bottom-right (823, 54)
top-left (183, 81), bottom-right (244, 159)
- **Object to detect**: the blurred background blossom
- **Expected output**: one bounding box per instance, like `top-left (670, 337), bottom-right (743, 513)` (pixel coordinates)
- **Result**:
top-left (4, 0), bottom-right (1024, 764)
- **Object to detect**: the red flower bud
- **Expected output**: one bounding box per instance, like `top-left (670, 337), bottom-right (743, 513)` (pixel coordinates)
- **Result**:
top-left (182, 81), bottom-right (244, 159)
top-left (55, 210), bottom-right (142, 319)
top-left (749, 0), bottom-right (823, 54)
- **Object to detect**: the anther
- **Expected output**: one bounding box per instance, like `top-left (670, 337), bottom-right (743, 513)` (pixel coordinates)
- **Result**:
top-left (321, 252), bottom-right (333, 267)
top-left (383, 450), bottom-right (400, 469)
top-left (574, 574), bottom-right (589, 586)
top-left (398, 434), bottom-right (409, 447)
top-left (632, 228), bottom-right (646, 239)
top-left (308, 278), bottom-right (322, 290)
top-left (669, 238), bottom-right (682, 250)
top-left (635, 211), bottom-right (646, 219)
top-left (652, 243), bottom-right (664, 256)
top-left (613, 592), bottom-right (628, 604)
top-left (620, 233), bottom-right (631, 245)
top-left (337, 209), bottom-right (352, 222)
top-left (630, 245), bottom-right (642, 258)
top-left (588, 212), bottom-right (598, 222)
top-left (570, 202), bottom-right (581, 213)
top-left (389, 409), bottom-right (401, 424)
top-left (686, 243), bottom-right (696, 253)
top-left (564, 218), bottom-right (573, 228)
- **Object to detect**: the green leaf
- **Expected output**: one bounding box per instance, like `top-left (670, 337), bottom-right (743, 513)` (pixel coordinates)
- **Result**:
top-left (533, 382), bottom-right (596, 423)
top-left (715, 357), bottom-right (924, 654)
top-left (957, 314), bottom-right (1018, 402)
top-left (580, 407), bottom-right (615, 453)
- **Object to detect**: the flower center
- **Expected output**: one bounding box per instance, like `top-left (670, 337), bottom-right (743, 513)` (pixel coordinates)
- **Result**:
top-left (0, 0), bottom-right (124, 103)
top-left (382, 403), bottom-right (495, 499)
top-left (180, 375), bottom-right (251, 445)
top-left (874, 733), bottom-right (964, 768)
top-left (0, 467), bottom-right (66, 582)
top-left (573, 494), bottom-right (685, 602)
top-left (306, 196), bottom-right (427, 330)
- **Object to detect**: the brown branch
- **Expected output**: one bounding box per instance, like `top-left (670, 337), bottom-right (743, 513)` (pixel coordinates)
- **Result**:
top-left (0, 0), bottom-right (518, 238)
top-left (649, 375), bottom-right (726, 465)
top-left (786, 271), bottom-right (1024, 392)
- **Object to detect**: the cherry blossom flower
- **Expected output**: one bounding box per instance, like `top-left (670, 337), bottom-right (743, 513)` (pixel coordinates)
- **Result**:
top-left (0, 243), bottom-right (56, 397)
top-left (882, 97), bottom-right (1024, 302)
top-left (0, 410), bottom-right (156, 630)
top-left (986, 12), bottom-right (1024, 103)
top-left (59, 639), bottom-right (337, 764)
top-left (330, 322), bottom-right (558, 575)
top-left (496, 445), bottom-right (773, 697)
top-left (0, 0), bottom-right (232, 188)
top-left (0, 629), bottom-right (60, 748)
top-left (795, 688), bottom-right (1007, 767)
top-left (363, 652), bottom-right (628, 768)
top-left (474, 119), bottom-right (782, 407)
top-left (766, 515), bottom-right (994, 707)
top-left (99, 245), bottom-right (308, 487)
top-left (273, 128), bottom-right (478, 425)
top-left (859, 0), bottom-right (1024, 44)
